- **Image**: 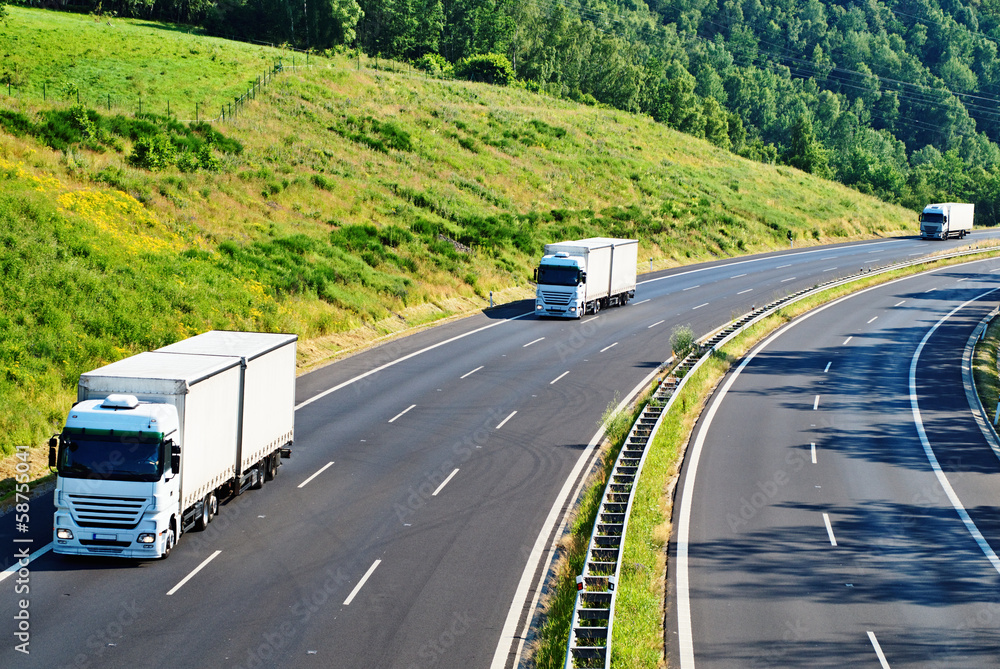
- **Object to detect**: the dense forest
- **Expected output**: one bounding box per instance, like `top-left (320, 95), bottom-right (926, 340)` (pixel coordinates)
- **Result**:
top-left (12, 0), bottom-right (1000, 222)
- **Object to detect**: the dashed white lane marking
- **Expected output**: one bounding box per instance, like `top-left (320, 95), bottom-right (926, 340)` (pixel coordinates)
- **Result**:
top-left (461, 366), bottom-right (483, 379)
top-left (389, 404), bottom-right (416, 423)
top-left (823, 514), bottom-right (838, 546)
top-left (343, 560), bottom-right (382, 605)
top-left (432, 469), bottom-right (459, 496)
top-left (299, 462), bottom-right (335, 489)
top-left (496, 411), bottom-right (517, 429)
top-left (167, 550), bottom-right (222, 596)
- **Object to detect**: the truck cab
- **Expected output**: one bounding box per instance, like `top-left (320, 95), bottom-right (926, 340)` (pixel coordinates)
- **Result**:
top-left (535, 252), bottom-right (587, 317)
top-left (51, 394), bottom-right (181, 558)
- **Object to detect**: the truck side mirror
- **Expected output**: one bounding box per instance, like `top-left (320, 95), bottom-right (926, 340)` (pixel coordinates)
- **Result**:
top-left (579, 271), bottom-right (587, 284)
top-left (533, 267), bottom-right (537, 281)
top-left (170, 441), bottom-right (181, 474)
top-left (48, 435), bottom-right (59, 468)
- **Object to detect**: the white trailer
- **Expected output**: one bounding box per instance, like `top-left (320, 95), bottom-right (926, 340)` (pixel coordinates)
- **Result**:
top-left (50, 331), bottom-right (296, 559)
top-left (920, 202), bottom-right (974, 240)
top-left (534, 238), bottom-right (638, 318)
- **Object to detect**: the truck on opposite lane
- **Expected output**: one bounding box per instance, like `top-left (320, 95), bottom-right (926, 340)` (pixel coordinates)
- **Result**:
top-left (534, 238), bottom-right (638, 318)
top-left (49, 331), bottom-right (296, 559)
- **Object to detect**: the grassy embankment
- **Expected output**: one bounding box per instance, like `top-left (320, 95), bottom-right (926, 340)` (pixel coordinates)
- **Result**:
top-left (530, 246), bottom-right (1000, 668)
top-left (0, 7), bottom-right (917, 467)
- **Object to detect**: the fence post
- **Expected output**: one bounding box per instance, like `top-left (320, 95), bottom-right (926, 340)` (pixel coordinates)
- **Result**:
top-left (221, 105), bottom-right (225, 121)
top-left (107, 93), bottom-right (111, 112)
top-left (196, 103), bottom-right (199, 122)
top-left (43, 83), bottom-right (46, 101)
top-left (167, 99), bottom-right (170, 117)
top-left (138, 94), bottom-right (142, 116)
top-left (77, 90), bottom-right (80, 104)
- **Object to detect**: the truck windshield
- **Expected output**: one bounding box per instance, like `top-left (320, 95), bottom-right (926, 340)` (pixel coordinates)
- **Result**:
top-left (58, 435), bottom-right (164, 482)
top-left (537, 264), bottom-right (580, 286)
top-left (922, 213), bottom-right (944, 224)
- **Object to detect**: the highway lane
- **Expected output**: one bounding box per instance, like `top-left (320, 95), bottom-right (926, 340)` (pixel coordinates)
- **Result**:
top-left (668, 257), bottom-right (1000, 668)
top-left (3, 232), bottom-right (1000, 669)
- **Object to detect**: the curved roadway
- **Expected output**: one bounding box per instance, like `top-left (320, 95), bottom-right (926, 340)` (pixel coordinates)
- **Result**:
top-left (2, 232), bottom-right (999, 669)
top-left (669, 256), bottom-right (1000, 668)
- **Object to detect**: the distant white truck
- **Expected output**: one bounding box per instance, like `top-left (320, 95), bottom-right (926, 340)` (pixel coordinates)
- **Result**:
top-left (49, 331), bottom-right (296, 559)
top-left (920, 202), bottom-right (974, 240)
top-left (534, 238), bottom-right (638, 318)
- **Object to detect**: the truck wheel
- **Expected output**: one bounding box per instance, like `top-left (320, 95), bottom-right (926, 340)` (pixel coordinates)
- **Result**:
top-left (266, 453), bottom-right (278, 481)
top-left (161, 523), bottom-right (176, 559)
top-left (195, 493), bottom-right (215, 531)
top-left (251, 462), bottom-right (266, 490)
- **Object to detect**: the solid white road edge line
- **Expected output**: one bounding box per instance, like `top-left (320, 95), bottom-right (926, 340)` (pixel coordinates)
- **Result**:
top-left (167, 550), bottom-right (222, 596)
top-left (823, 513), bottom-right (837, 546)
top-left (298, 462), bottom-right (334, 489)
top-left (909, 288), bottom-right (1000, 575)
top-left (388, 404), bottom-right (416, 423)
top-left (295, 312), bottom-right (533, 410)
top-left (432, 469), bottom-right (459, 497)
top-left (868, 631), bottom-right (891, 668)
top-left (343, 559), bottom-right (381, 605)
top-left (490, 364), bottom-right (663, 669)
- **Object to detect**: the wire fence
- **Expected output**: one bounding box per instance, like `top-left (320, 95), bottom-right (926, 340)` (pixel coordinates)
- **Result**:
top-left (0, 54), bottom-right (321, 123)
top-left (0, 49), bottom-right (445, 127)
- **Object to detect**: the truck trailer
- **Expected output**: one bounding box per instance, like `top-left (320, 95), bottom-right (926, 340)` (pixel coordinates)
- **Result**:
top-left (920, 202), bottom-right (974, 240)
top-left (49, 331), bottom-right (296, 559)
top-left (534, 238), bottom-right (638, 318)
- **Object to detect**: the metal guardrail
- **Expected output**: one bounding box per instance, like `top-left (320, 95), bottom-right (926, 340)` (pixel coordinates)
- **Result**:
top-left (564, 242), bottom-right (1000, 668)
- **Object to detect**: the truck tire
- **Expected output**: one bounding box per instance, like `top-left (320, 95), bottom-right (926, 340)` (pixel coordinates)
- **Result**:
top-left (251, 462), bottom-right (266, 490)
top-left (195, 493), bottom-right (216, 531)
top-left (161, 522), bottom-right (176, 559)
top-left (265, 453), bottom-right (278, 481)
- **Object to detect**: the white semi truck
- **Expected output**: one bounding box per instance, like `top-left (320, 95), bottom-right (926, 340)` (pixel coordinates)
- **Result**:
top-left (49, 331), bottom-right (296, 559)
top-left (534, 238), bottom-right (638, 318)
top-left (920, 202), bottom-right (974, 240)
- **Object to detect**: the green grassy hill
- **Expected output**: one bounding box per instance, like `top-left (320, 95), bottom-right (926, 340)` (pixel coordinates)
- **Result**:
top-left (0, 6), bottom-right (917, 457)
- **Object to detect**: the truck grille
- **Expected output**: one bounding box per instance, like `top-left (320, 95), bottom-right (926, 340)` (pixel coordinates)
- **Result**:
top-left (540, 291), bottom-right (572, 306)
top-left (67, 494), bottom-right (146, 529)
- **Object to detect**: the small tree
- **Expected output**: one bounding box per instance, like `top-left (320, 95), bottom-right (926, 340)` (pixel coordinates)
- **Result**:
top-left (454, 53), bottom-right (515, 86)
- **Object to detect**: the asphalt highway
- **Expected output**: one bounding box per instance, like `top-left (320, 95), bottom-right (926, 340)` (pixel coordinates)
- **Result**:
top-left (668, 256), bottom-right (1000, 668)
top-left (3, 231), bottom-right (999, 669)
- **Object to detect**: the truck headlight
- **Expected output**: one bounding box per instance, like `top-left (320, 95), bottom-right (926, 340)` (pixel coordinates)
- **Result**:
top-left (536, 304), bottom-right (543, 310)
top-left (56, 528), bottom-right (74, 540)
top-left (137, 533), bottom-right (156, 544)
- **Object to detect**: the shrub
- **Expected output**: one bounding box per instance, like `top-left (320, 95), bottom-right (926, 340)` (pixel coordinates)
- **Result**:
top-left (454, 53), bottom-right (515, 87)
top-left (128, 134), bottom-right (176, 171)
top-left (415, 53), bottom-right (453, 78)
top-left (670, 324), bottom-right (695, 357)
